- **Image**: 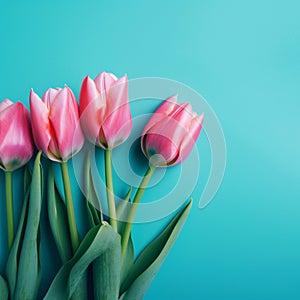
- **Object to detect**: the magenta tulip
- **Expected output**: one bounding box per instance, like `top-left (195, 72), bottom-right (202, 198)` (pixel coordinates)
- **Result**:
top-left (141, 95), bottom-right (204, 167)
top-left (79, 72), bottom-right (132, 149)
top-left (30, 86), bottom-right (84, 162)
top-left (0, 99), bottom-right (34, 171)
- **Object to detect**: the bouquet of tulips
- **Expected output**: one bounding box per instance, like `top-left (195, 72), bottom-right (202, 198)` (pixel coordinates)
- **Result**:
top-left (0, 72), bottom-right (203, 300)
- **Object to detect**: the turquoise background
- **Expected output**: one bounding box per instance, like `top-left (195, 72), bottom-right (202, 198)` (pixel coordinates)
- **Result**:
top-left (1, 0), bottom-right (300, 299)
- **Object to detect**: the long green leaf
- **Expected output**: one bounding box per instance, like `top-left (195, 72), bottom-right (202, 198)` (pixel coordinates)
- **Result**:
top-left (23, 165), bottom-right (32, 196)
top-left (14, 152), bottom-right (43, 300)
top-left (47, 163), bottom-right (72, 263)
top-left (116, 187), bottom-right (134, 288)
top-left (6, 165), bottom-right (32, 297)
top-left (5, 188), bottom-right (29, 297)
top-left (84, 151), bottom-right (103, 228)
top-left (43, 222), bottom-right (120, 300)
top-left (120, 200), bottom-right (192, 300)
top-left (0, 275), bottom-right (9, 300)
top-left (92, 239), bottom-right (121, 300)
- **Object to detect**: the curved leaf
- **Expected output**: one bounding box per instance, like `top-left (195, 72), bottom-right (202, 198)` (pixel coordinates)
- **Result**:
top-left (92, 239), bottom-right (121, 300)
top-left (47, 163), bottom-right (72, 263)
top-left (0, 275), bottom-right (9, 300)
top-left (5, 188), bottom-right (29, 297)
top-left (43, 222), bottom-right (120, 300)
top-left (116, 187), bottom-right (134, 288)
top-left (6, 165), bottom-right (32, 297)
top-left (23, 165), bottom-right (32, 196)
top-left (84, 151), bottom-right (102, 227)
top-left (14, 152), bottom-right (43, 300)
top-left (120, 200), bottom-right (192, 300)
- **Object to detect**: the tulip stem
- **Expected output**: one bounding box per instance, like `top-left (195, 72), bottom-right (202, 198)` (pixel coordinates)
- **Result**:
top-left (61, 162), bottom-right (80, 253)
top-left (104, 150), bottom-right (118, 232)
top-left (121, 165), bottom-right (155, 264)
top-left (5, 171), bottom-right (14, 251)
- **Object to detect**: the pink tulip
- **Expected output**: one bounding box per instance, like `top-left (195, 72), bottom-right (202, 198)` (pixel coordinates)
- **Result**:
top-left (79, 72), bottom-right (132, 149)
top-left (0, 99), bottom-right (34, 171)
top-left (30, 86), bottom-right (84, 162)
top-left (141, 95), bottom-right (204, 167)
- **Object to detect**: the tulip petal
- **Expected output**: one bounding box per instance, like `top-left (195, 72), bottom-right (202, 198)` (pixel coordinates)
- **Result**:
top-left (79, 76), bottom-right (102, 115)
top-left (30, 90), bottom-right (52, 155)
top-left (42, 88), bottom-right (62, 108)
top-left (94, 72), bottom-right (118, 95)
top-left (175, 113), bottom-right (204, 164)
top-left (49, 87), bottom-right (84, 161)
top-left (141, 95), bottom-right (177, 138)
top-left (0, 99), bottom-right (13, 112)
top-left (99, 75), bottom-right (131, 148)
top-left (101, 103), bottom-right (132, 149)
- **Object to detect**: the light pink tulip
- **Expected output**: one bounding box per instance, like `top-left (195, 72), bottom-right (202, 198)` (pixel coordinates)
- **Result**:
top-left (141, 95), bottom-right (204, 167)
top-left (30, 86), bottom-right (84, 162)
top-left (79, 72), bottom-right (132, 149)
top-left (0, 99), bottom-right (34, 171)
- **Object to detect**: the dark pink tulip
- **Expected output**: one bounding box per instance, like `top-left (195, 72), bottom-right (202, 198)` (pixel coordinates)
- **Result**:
top-left (79, 72), bottom-right (132, 149)
top-left (30, 86), bottom-right (84, 162)
top-left (141, 95), bottom-right (204, 167)
top-left (0, 99), bottom-right (34, 171)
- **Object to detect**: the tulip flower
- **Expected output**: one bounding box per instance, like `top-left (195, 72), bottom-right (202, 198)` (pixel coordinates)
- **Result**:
top-left (30, 86), bottom-right (84, 162)
top-left (121, 95), bottom-right (204, 263)
top-left (141, 95), bottom-right (204, 167)
top-left (30, 86), bottom-right (84, 252)
top-left (0, 100), bottom-right (34, 171)
top-left (0, 99), bottom-right (34, 250)
top-left (79, 72), bottom-right (132, 150)
top-left (79, 72), bottom-right (132, 232)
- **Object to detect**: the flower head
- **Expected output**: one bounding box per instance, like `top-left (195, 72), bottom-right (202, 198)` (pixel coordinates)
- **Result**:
top-left (141, 95), bottom-right (204, 167)
top-left (0, 99), bottom-right (34, 171)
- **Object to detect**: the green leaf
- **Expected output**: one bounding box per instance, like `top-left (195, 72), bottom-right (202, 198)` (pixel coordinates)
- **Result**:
top-left (5, 188), bottom-right (29, 297)
top-left (120, 200), bottom-right (192, 300)
top-left (14, 152), bottom-right (43, 300)
top-left (23, 165), bottom-right (32, 196)
top-left (84, 151), bottom-right (102, 228)
top-left (0, 275), bottom-right (9, 300)
top-left (116, 187), bottom-right (134, 288)
top-left (120, 234), bottom-right (134, 289)
top-left (116, 186), bottom-right (132, 235)
top-left (92, 239), bottom-right (121, 300)
top-left (43, 222), bottom-right (121, 300)
top-left (47, 163), bottom-right (72, 263)
top-left (6, 165), bottom-right (32, 297)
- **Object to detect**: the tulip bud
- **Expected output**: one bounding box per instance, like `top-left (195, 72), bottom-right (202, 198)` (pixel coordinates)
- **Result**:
top-left (79, 72), bottom-right (132, 149)
top-left (30, 86), bottom-right (84, 162)
top-left (141, 95), bottom-right (204, 167)
top-left (0, 99), bottom-right (34, 171)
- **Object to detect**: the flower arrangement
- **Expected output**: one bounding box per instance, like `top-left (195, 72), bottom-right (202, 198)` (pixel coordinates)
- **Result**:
top-left (0, 72), bottom-right (204, 300)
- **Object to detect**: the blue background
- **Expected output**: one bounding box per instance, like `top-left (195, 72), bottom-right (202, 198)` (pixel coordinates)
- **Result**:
top-left (1, 0), bottom-right (300, 299)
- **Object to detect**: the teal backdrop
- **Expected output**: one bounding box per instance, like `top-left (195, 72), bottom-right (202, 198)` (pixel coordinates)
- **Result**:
top-left (0, 0), bottom-right (300, 299)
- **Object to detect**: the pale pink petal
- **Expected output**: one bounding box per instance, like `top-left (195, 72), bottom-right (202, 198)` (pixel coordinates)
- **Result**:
top-left (0, 99), bottom-right (13, 112)
top-left (42, 88), bottom-right (62, 108)
top-left (30, 89), bottom-right (52, 154)
top-left (101, 102), bottom-right (132, 149)
top-left (49, 86), bottom-right (84, 161)
top-left (105, 74), bottom-right (128, 117)
top-left (142, 95), bottom-right (177, 137)
top-left (94, 72), bottom-right (117, 95)
top-left (173, 113), bottom-right (204, 165)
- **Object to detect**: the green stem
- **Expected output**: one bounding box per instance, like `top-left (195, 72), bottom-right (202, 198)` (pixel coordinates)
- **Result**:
top-left (61, 162), bottom-right (80, 253)
top-left (121, 166), bottom-right (155, 264)
top-left (5, 171), bottom-right (14, 251)
top-left (104, 150), bottom-right (118, 232)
